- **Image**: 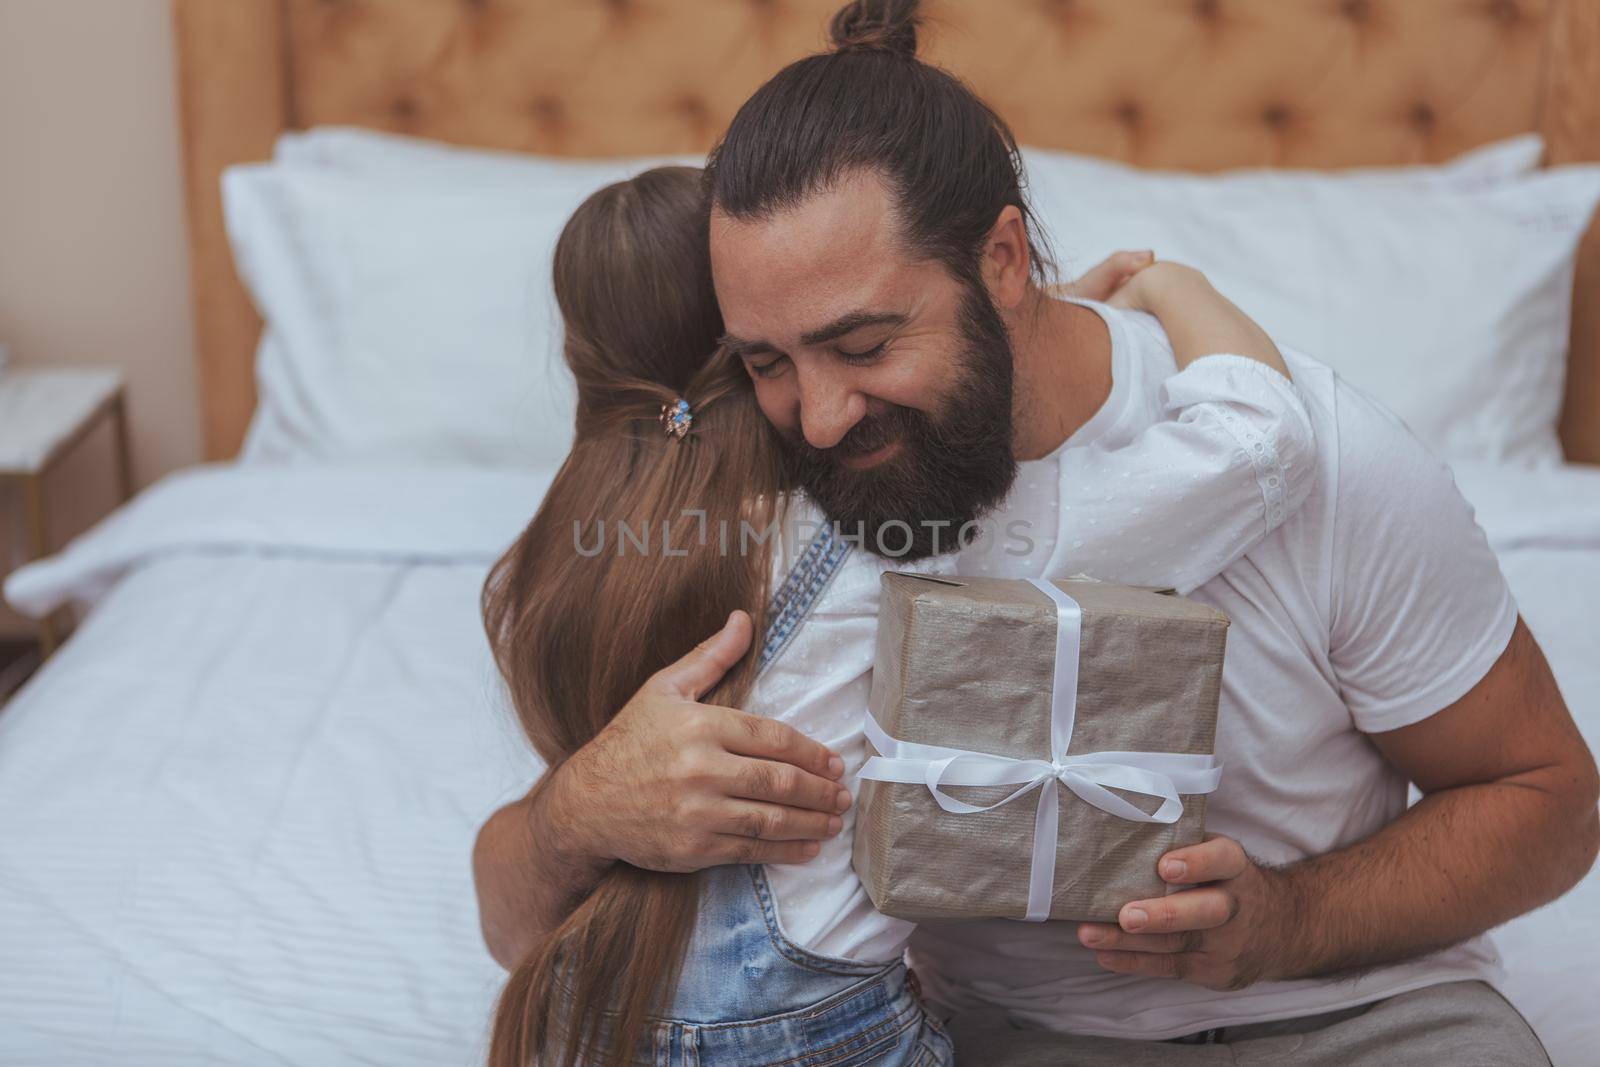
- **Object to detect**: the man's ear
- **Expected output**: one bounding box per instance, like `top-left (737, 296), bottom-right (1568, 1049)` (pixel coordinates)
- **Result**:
top-left (981, 205), bottom-right (1031, 311)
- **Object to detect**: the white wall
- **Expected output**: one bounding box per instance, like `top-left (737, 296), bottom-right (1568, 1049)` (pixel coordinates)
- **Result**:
top-left (0, 0), bottom-right (201, 635)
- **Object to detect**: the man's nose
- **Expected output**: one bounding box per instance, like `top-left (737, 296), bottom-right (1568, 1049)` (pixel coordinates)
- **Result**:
top-left (796, 365), bottom-right (867, 450)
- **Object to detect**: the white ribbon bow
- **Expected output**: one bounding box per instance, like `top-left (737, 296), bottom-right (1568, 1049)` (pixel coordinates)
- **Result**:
top-left (857, 578), bottom-right (1223, 922)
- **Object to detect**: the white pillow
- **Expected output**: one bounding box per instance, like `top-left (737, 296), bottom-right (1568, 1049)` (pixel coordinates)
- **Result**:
top-left (275, 125), bottom-right (703, 187)
top-left (225, 164), bottom-right (607, 465)
top-left (231, 128), bottom-right (1576, 466)
top-left (1023, 133), bottom-right (1544, 193)
top-left (280, 124), bottom-right (1538, 191)
top-left (1024, 156), bottom-right (1600, 463)
top-left (230, 137), bottom-right (709, 465)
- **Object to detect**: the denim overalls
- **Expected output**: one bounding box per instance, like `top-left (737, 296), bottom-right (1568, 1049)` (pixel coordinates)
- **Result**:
top-left (639, 526), bottom-right (954, 1066)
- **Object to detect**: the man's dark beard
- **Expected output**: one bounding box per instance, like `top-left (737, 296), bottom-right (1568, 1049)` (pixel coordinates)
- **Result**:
top-left (783, 285), bottom-right (1017, 561)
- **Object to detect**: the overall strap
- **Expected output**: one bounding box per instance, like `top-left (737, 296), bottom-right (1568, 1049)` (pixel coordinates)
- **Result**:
top-left (757, 522), bottom-right (852, 673)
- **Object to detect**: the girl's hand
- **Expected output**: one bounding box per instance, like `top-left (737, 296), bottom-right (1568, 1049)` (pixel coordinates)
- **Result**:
top-left (1066, 250), bottom-right (1157, 302)
top-left (1105, 261), bottom-right (1290, 378)
top-left (1106, 260), bottom-right (1208, 314)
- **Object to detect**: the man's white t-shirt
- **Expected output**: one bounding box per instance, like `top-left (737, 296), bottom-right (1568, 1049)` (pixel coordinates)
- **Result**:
top-left (909, 302), bottom-right (1520, 1038)
top-left (752, 332), bottom-right (1317, 965)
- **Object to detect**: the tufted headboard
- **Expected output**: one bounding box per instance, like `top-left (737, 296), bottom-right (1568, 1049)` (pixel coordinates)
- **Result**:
top-left (172, 0), bottom-right (1600, 463)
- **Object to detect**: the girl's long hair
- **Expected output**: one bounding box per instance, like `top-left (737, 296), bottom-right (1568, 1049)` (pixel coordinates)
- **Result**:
top-left (482, 166), bottom-right (788, 1066)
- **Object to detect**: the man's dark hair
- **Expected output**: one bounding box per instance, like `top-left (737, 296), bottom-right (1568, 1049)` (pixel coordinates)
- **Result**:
top-left (706, 0), bottom-right (1054, 291)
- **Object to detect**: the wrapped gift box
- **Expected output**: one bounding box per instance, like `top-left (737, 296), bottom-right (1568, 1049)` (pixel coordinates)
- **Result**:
top-left (853, 574), bottom-right (1228, 923)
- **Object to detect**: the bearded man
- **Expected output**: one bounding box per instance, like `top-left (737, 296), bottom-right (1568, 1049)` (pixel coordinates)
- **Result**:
top-left (473, 2), bottom-right (1596, 1062)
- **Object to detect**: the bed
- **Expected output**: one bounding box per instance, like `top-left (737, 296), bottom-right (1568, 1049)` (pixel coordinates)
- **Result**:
top-left (0, 466), bottom-right (548, 1066)
top-left (3, 1), bottom-right (1599, 1064)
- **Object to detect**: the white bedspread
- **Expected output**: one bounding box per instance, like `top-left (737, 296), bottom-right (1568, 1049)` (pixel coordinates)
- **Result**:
top-left (0, 465), bottom-right (552, 1066)
top-left (1, 460), bottom-right (1597, 1065)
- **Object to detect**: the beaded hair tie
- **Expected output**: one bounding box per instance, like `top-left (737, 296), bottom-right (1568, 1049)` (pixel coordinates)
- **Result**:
top-left (660, 397), bottom-right (693, 439)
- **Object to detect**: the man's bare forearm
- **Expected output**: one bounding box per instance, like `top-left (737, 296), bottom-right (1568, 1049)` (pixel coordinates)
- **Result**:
top-left (1268, 767), bottom-right (1600, 981)
top-left (473, 766), bottom-right (611, 970)
top-left (469, 614), bottom-right (849, 969)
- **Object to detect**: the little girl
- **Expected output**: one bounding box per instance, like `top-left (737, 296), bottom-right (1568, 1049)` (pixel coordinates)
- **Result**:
top-left (483, 168), bottom-right (1312, 1066)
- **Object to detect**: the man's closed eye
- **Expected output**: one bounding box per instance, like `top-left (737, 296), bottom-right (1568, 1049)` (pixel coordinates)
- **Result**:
top-left (836, 341), bottom-right (888, 364)
top-left (749, 356), bottom-right (791, 379)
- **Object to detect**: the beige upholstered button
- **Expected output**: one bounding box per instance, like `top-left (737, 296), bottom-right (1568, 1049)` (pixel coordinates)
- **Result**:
top-left (678, 96), bottom-right (709, 123)
top-left (529, 96), bottom-right (564, 125)
top-left (1487, 0), bottom-right (1520, 25)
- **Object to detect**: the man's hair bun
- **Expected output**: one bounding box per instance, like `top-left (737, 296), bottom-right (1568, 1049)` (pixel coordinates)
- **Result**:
top-left (827, 0), bottom-right (922, 57)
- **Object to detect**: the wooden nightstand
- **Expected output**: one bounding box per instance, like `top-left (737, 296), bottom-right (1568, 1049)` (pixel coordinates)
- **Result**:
top-left (0, 367), bottom-right (133, 657)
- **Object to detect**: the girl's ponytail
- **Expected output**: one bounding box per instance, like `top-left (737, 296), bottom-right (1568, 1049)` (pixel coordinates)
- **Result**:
top-left (482, 167), bottom-right (788, 1066)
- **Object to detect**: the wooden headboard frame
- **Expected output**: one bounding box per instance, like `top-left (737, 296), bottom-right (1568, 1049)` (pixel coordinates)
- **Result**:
top-left (173, 0), bottom-right (1600, 463)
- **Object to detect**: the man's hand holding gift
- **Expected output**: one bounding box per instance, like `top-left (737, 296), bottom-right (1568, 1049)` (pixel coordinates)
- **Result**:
top-left (1078, 834), bottom-right (1300, 991)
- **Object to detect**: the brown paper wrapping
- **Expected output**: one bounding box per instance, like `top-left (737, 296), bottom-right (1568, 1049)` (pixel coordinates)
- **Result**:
top-left (852, 574), bottom-right (1229, 923)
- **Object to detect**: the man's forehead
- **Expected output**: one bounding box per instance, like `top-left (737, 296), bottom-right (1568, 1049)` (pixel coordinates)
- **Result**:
top-left (712, 170), bottom-right (895, 246)
top-left (710, 172), bottom-right (931, 337)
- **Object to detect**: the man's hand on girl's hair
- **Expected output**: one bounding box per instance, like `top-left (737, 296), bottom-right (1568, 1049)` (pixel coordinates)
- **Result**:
top-left (544, 611), bottom-right (852, 874)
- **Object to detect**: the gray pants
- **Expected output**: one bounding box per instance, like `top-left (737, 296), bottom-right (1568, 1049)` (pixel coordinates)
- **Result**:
top-left (949, 981), bottom-right (1552, 1066)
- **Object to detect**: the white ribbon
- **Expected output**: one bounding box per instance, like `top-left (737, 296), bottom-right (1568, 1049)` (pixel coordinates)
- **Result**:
top-left (857, 578), bottom-right (1222, 922)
